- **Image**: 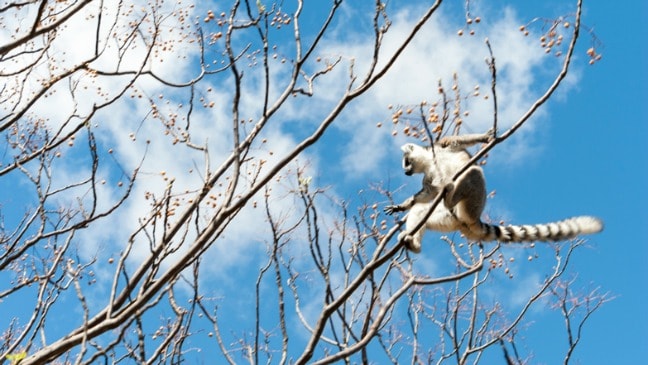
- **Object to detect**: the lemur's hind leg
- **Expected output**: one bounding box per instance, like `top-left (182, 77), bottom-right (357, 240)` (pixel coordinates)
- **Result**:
top-left (400, 204), bottom-right (427, 253)
top-left (398, 230), bottom-right (423, 253)
top-left (443, 166), bottom-right (487, 235)
top-left (401, 203), bottom-right (458, 252)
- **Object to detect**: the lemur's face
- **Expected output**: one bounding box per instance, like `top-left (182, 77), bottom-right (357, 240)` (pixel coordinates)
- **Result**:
top-left (402, 154), bottom-right (414, 175)
top-left (400, 143), bottom-right (428, 176)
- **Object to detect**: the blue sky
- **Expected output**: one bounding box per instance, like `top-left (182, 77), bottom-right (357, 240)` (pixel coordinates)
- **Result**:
top-left (1, 0), bottom-right (646, 363)
top-left (498, 1), bottom-right (647, 362)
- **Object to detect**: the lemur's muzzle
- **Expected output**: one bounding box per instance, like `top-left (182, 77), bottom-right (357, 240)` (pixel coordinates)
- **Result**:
top-left (403, 156), bottom-right (413, 176)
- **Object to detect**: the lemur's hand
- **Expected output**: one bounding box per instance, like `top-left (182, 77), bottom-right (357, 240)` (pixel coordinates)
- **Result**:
top-left (384, 205), bottom-right (403, 215)
top-left (438, 137), bottom-right (452, 148)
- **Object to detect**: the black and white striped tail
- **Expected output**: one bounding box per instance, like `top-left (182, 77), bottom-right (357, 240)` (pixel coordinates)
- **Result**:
top-left (478, 216), bottom-right (603, 242)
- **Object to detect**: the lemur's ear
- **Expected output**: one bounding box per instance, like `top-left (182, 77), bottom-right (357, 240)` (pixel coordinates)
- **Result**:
top-left (400, 143), bottom-right (416, 153)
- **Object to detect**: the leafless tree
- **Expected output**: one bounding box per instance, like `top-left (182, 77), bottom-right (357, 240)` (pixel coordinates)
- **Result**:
top-left (0, 0), bottom-right (606, 364)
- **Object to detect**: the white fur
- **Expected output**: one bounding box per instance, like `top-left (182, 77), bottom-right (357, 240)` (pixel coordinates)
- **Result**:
top-left (385, 134), bottom-right (603, 252)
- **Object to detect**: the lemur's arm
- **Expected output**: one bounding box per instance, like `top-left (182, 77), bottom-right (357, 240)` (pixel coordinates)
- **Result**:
top-left (438, 129), bottom-right (495, 149)
top-left (384, 182), bottom-right (439, 215)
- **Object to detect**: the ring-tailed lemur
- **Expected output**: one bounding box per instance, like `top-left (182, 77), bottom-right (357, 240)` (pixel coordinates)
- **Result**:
top-left (384, 131), bottom-right (603, 253)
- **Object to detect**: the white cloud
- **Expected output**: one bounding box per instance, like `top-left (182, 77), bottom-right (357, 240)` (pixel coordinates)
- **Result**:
top-left (2, 0), bottom-right (582, 290)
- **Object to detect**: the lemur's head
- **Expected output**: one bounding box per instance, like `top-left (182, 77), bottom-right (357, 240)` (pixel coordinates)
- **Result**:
top-left (400, 143), bottom-right (430, 176)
